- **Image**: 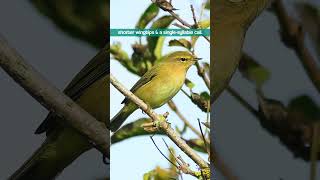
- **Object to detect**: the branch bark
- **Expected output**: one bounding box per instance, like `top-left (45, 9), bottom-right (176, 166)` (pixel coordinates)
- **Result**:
top-left (0, 35), bottom-right (109, 157)
top-left (110, 74), bottom-right (209, 169)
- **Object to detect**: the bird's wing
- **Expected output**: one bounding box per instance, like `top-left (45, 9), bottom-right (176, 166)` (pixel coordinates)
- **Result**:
top-left (35, 46), bottom-right (109, 134)
top-left (121, 66), bottom-right (158, 104)
top-left (64, 46), bottom-right (109, 99)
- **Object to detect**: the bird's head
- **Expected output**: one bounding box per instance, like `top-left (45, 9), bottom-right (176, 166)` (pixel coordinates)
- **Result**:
top-left (164, 51), bottom-right (201, 69)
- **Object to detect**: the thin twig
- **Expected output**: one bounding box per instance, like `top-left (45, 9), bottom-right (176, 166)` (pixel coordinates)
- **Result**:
top-left (226, 86), bottom-right (260, 119)
top-left (195, 62), bottom-right (210, 89)
top-left (168, 100), bottom-right (202, 138)
top-left (110, 74), bottom-right (209, 168)
top-left (190, 5), bottom-right (210, 89)
top-left (168, 11), bottom-right (193, 28)
top-left (190, 5), bottom-right (198, 28)
top-left (158, 3), bottom-right (210, 43)
top-left (162, 138), bottom-right (180, 165)
top-left (150, 136), bottom-right (178, 168)
top-left (310, 123), bottom-right (320, 180)
top-left (198, 119), bottom-right (210, 156)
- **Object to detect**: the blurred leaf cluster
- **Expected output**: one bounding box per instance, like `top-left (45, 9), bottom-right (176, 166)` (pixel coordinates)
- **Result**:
top-left (30, 0), bottom-right (108, 48)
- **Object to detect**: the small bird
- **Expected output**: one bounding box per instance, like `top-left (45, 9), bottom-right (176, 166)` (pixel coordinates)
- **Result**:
top-left (109, 51), bottom-right (201, 132)
top-left (152, 0), bottom-right (178, 11)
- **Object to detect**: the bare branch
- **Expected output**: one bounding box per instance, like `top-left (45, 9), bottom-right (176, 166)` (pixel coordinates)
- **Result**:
top-left (110, 74), bottom-right (209, 169)
top-left (150, 136), bottom-right (178, 169)
top-left (0, 35), bottom-right (109, 157)
top-left (272, 0), bottom-right (320, 94)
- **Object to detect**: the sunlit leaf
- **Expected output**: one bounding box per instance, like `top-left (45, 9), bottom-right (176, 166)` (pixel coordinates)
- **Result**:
top-left (205, 0), bottom-right (210, 10)
top-left (185, 78), bottom-right (195, 89)
top-left (147, 16), bottom-right (175, 58)
top-left (136, 3), bottom-right (159, 29)
top-left (143, 166), bottom-right (177, 180)
top-left (191, 19), bottom-right (210, 47)
top-left (111, 118), bottom-right (165, 144)
top-left (168, 38), bottom-right (192, 50)
top-left (154, 36), bottom-right (165, 60)
top-left (239, 53), bottom-right (270, 87)
top-left (110, 42), bottom-right (139, 74)
top-left (186, 139), bottom-right (206, 153)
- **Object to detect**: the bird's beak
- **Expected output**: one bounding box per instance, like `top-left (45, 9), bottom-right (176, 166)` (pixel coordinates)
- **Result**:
top-left (194, 57), bottom-right (202, 61)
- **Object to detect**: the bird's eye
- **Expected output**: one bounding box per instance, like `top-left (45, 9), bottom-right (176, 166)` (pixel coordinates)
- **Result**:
top-left (180, 57), bottom-right (187, 62)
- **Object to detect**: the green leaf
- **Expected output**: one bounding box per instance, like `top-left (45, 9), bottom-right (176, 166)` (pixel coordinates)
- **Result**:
top-left (202, 62), bottom-right (210, 77)
top-left (154, 36), bottom-right (165, 60)
top-left (110, 42), bottom-right (139, 75)
top-left (200, 91), bottom-right (210, 101)
top-left (186, 139), bottom-right (206, 153)
top-left (30, 0), bottom-right (108, 48)
top-left (147, 16), bottom-right (175, 59)
top-left (168, 38), bottom-right (192, 50)
top-left (111, 118), bottom-right (165, 144)
top-left (185, 78), bottom-right (195, 89)
top-left (191, 92), bottom-right (209, 112)
top-left (143, 172), bottom-right (152, 180)
top-left (239, 53), bottom-right (270, 87)
top-left (131, 43), bottom-right (153, 75)
top-left (288, 95), bottom-right (320, 122)
top-left (205, 0), bottom-right (210, 9)
top-left (191, 19), bottom-right (210, 47)
top-left (198, 19), bottom-right (210, 29)
top-left (136, 3), bottom-right (159, 29)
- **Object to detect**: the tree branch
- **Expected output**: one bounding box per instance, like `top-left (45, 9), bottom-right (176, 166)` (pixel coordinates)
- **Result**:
top-left (110, 73), bottom-right (209, 169)
top-left (0, 35), bottom-right (109, 157)
top-left (272, 0), bottom-right (320, 94)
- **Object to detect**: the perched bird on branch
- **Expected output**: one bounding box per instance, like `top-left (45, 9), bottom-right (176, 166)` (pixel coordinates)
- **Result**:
top-left (9, 46), bottom-right (109, 180)
top-left (109, 51), bottom-right (201, 132)
top-left (151, 0), bottom-right (178, 11)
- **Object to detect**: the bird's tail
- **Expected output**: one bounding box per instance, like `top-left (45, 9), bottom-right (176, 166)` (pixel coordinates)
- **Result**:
top-left (9, 129), bottom-right (90, 180)
top-left (109, 103), bottom-right (137, 132)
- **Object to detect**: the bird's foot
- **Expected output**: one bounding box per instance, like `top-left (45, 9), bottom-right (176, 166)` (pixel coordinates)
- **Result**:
top-left (141, 112), bottom-right (170, 132)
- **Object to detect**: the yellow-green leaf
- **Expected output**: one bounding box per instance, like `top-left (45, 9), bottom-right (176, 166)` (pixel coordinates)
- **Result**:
top-left (191, 19), bottom-right (210, 47)
top-left (136, 3), bottom-right (159, 29)
top-left (168, 38), bottom-right (192, 50)
top-left (239, 53), bottom-right (270, 87)
top-left (147, 16), bottom-right (175, 58)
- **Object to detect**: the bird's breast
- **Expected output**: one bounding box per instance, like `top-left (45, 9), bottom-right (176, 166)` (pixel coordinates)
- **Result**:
top-left (135, 67), bottom-right (186, 108)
